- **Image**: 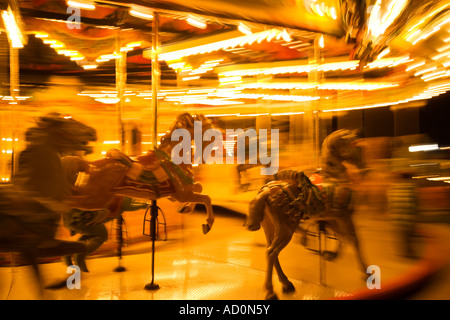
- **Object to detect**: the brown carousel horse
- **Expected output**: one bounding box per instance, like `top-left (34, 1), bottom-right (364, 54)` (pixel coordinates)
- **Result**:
top-left (0, 113), bottom-right (97, 295)
top-left (246, 129), bottom-right (368, 300)
top-left (62, 113), bottom-right (215, 270)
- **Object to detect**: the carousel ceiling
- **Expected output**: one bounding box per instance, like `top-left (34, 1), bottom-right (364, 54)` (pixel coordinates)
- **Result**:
top-left (1, 0), bottom-right (450, 116)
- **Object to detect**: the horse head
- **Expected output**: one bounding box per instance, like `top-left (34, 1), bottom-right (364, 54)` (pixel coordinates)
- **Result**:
top-left (321, 129), bottom-right (367, 182)
top-left (159, 113), bottom-right (213, 154)
top-left (331, 129), bottom-right (364, 164)
top-left (32, 113), bottom-right (97, 154)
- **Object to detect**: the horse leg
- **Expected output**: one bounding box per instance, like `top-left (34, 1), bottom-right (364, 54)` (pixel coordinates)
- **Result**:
top-left (181, 192), bottom-right (214, 234)
top-left (261, 216), bottom-right (295, 299)
top-left (273, 235), bottom-right (296, 294)
top-left (74, 223), bottom-right (108, 272)
top-left (260, 217), bottom-right (277, 300)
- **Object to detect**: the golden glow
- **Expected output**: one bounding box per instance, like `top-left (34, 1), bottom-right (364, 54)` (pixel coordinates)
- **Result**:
top-left (186, 17), bottom-right (207, 29)
top-left (129, 5), bottom-right (154, 20)
top-left (405, 6), bottom-right (450, 45)
top-left (182, 76), bottom-right (200, 81)
top-left (66, 0), bottom-right (96, 10)
top-left (414, 66), bottom-right (437, 76)
top-left (2, 6), bottom-right (24, 48)
top-left (82, 64), bottom-right (98, 70)
top-left (329, 7), bottom-right (337, 20)
top-left (159, 29), bottom-right (293, 61)
top-left (95, 98), bottom-right (120, 104)
top-left (126, 42), bottom-right (141, 48)
top-left (405, 60), bottom-right (426, 71)
top-left (376, 48), bottom-right (390, 60)
top-left (34, 32), bottom-right (48, 38)
top-left (235, 81), bottom-right (398, 91)
top-left (365, 56), bottom-right (410, 69)
top-left (318, 35), bottom-right (324, 49)
top-left (238, 23), bottom-right (252, 36)
top-left (219, 59), bottom-right (360, 77)
top-left (368, 0), bottom-right (408, 39)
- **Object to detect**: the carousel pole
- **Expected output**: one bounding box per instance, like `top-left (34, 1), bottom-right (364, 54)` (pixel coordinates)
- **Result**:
top-left (144, 11), bottom-right (160, 291)
top-left (313, 34), bottom-right (324, 171)
top-left (9, 44), bottom-right (18, 179)
top-left (313, 34), bottom-right (326, 286)
top-left (114, 30), bottom-right (127, 273)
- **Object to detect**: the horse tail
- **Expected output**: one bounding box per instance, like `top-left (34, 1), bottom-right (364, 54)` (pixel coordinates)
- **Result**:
top-left (246, 188), bottom-right (270, 231)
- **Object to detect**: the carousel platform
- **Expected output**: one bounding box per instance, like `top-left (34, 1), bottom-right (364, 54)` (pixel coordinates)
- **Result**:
top-left (1, 206), bottom-right (450, 301)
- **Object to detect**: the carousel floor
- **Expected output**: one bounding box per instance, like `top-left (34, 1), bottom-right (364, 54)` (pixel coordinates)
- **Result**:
top-left (1, 207), bottom-right (450, 300)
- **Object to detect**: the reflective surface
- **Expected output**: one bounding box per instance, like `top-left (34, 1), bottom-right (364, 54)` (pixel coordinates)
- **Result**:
top-left (2, 205), bottom-right (448, 300)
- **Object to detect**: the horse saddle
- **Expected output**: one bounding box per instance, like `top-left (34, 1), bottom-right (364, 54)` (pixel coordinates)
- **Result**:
top-left (263, 170), bottom-right (325, 224)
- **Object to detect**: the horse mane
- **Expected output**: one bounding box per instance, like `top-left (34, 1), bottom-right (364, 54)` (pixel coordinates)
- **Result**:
top-left (274, 170), bottom-right (305, 185)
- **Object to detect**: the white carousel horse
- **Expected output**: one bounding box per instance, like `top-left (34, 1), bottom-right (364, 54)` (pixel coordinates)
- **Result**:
top-left (246, 129), bottom-right (369, 300)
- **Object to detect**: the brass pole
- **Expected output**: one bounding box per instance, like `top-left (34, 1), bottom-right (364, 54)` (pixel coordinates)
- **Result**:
top-left (9, 45), bottom-right (18, 179)
top-left (145, 11), bottom-right (160, 291)
top-left (151, 13), bottom-right (160, 149)
top-left (115, 31), bottom-right (126, 150)
top-left (114, 31), bottom-right (127, 272)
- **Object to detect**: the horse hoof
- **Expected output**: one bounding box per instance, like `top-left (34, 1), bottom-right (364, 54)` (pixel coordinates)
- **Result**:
top-left (202, 224), bottom-right (211, 234)
top-left (282, 282), bottom-right (296, 294)
top-left (266, 293), bottom-right (278, 300)
top-left (245, 223), bottom-right (261, 231)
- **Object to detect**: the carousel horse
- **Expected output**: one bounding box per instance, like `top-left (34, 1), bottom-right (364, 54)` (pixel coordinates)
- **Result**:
top-left (61, 155), bottom-right (148, 272)
top-left (64, 113), bottom-right (215, 266)
top-left (246, 129), bottom-right (368, 300)
top-left (0, 113), bottom-right (97, 293)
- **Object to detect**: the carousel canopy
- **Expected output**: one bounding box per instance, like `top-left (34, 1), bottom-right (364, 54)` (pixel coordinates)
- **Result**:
top-left (0, 0), bottom-right (449, 116)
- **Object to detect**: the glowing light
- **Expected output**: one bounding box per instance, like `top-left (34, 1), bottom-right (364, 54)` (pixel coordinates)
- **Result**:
top-left (318, 35), bottom-right (324, 48)
top-left (405, 60), bottom-right (425, 71)
top-left (182, 76), bottom-right (200, 81)
top-left (330, 7), bottom-right (337, 20)
top-left (280, 29), bottom-right (292, 43)
top-left (271, 111), bottom-right (305, 116)
top-left (126, 42), bottom-right (141, 48)
top-left (34, 32), bottom-right (48, 38)
top-left (129, 8), bottom-right (154, 20)
top-left (1, 7), bottom-right (25, 48)
top-left (409, 144), bottom-right (439, 152)
top-left (427, 176), bottom-right (450, 181)
top-left (367, 0), bottom-right (408, 39)
top-left (377, 48), bottom-right (390, 60)
top-left (219, 76), bottom-right (242, 85)
top-left (99, 53), bottom-right (120, 60)
top-left (238, 23), bottom-right (252, 36)
top-left (95, 98), bottom-right (121, 104)
top-left (414, 66), bottom-right (437, 76)
top-left (82, 64), bottom-right (98, 70)
top-left (66, 0), bottom-right (96, 10)
top-left (158, 29), bottom-right (292, 61)
top-left (186, 17), bottom-right (207, 29)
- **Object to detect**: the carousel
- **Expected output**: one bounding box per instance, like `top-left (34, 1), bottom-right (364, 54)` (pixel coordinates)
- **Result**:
top-left (0, 0), bottom-right (450, 301)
